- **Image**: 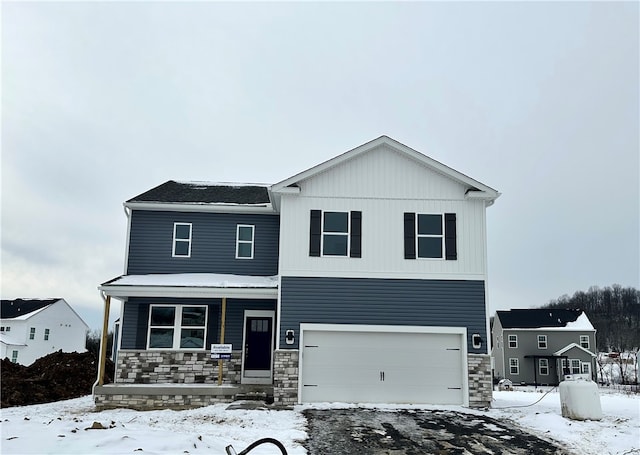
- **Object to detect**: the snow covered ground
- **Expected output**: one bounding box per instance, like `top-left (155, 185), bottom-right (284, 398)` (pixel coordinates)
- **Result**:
top-left (1, 389), bottom-right (638, 455)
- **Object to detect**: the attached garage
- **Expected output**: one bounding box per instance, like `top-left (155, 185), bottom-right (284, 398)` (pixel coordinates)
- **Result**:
top-left (299, 324), bottom-right (468, 405)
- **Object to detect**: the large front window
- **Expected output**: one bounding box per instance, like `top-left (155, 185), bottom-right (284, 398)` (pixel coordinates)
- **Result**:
top-left (148, 305), bottom-right (207, 349)
top-left (322, 212), bottom-right (349, 256)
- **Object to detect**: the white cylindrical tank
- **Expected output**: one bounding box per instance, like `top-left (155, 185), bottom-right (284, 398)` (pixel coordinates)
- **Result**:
top-left (559, 378), bottom-right (603, 421)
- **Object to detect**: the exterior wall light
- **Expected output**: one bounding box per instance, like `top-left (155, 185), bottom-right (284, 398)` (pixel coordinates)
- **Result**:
top-left (472, 334), bottom-right (482, 349)
top-left (285, 330), bottom-right (295, 345)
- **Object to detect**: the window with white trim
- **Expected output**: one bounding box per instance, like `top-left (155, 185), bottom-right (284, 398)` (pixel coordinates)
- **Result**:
top-left (6, 326), bottom-right (10, 332)
top-left (322, 211), bottom-right (350, 256)
top-left (579, 335), bottom-right (590, 349)
top-left (172, 223), bottom-right (192, 257)
top-left (570, 359), bottom-right (581, 374)
top-left (11, 350), bottom-right (18, 363)
top-left (29, 327), bottom-right (35, 340)
top-left (560, 358), bottom-right (569, 375)
top-left (148, 305), bottom-right (207, 349)
top-left (44, 328), bottom-right (50, 341)
top-left (581, 362), bottom-right (591, 375)
top-left (537, 335), bottom-right (547, 349)
top-left (509, 358), bottom-right (519, 375)
top-left (508, 334), bottom-right (518, 348)
top-left (236, 225), bottom-right (255, 259)
top-left (416, 214), bottom-right (444, 258)
top-left (539, 358), bottom-right (549, 375)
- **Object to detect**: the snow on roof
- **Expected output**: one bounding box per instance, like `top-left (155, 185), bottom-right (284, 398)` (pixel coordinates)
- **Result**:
top-left (0, 333), bottom-right (27, 346)
top-left (103, 273), bottom-right (278, 288)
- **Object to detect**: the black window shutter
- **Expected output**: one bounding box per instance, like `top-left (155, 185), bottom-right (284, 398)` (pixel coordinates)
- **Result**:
top-left (445, 213), bottom-right (457, 260)
top-left (309, 210), bottom-right (321, 257)
top-left (350, 211), bottom-right (362, 258)
top-left (404, 212), bottom-right (416, 259)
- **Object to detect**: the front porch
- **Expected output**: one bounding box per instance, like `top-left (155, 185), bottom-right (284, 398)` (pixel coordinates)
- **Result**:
top-left (94, 273), bottom-right (281, 410)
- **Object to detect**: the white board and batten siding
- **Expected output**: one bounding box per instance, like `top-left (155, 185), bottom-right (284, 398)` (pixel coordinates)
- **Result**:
top-left (278, 144), bottom-right (489, 280)
top-left (299, 324), bottom-right (469, 405)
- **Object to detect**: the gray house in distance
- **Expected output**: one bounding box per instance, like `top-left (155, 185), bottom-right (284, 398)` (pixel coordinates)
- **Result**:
top-left (94, 136), bottom-right (500, 409)
top-left (491, 309), bottom-right (597, 386)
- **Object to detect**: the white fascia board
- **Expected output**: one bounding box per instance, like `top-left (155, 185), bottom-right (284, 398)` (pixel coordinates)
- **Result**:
top-left (271, 136), bottom-right (500, 202)
top-left (554, 342), bottom-right (597, 357)
top-left (124, 202), bottom-right (277, 214)
top-left (98, 285), bottom-right (278, 300)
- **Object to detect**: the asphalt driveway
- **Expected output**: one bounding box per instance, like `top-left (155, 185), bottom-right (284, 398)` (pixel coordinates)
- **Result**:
top-left (303, 409), bottom-right (569, 455)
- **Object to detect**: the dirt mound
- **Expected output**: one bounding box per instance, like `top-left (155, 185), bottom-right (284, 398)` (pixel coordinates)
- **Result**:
top-left (1, 351), bottom-right (114, 408)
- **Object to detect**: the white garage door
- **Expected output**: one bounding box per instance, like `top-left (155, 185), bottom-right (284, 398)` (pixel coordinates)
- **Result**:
top-left (300, 325), bottom-right (466, 405)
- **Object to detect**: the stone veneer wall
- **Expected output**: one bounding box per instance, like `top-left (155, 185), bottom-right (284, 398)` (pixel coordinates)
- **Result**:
top-left (94, 387), bottom-right (237, 410)
top-left (272, 350), bottom-right (298, 406)
top-left (116, 350), bottom-right (242, 384)
top-left (467, 354), bottom-right (492, 408)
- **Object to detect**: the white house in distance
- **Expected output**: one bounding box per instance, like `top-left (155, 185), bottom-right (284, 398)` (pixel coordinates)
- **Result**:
top-left (0, 298), bottom-right (89, 365)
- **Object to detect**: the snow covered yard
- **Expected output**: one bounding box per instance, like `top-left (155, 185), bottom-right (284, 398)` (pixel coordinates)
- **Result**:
top-left (1, 389), bottom-right (638, 455)
top-left (489, 388), bottom-right (640, 455)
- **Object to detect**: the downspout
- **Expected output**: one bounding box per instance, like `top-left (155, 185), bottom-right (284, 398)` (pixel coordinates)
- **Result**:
top-left (92, 291), bottom-right (111, 395)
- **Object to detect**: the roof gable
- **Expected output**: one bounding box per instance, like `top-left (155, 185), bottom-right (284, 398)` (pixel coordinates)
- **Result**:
top-left (1, 299), bottom-right (59, 319)
top-left (496, 309), bottom-right (594, 330)
top-left (554, 342), bottom-right (597, 357)
top-left (127, 181), bottom-right (272, 206)
top-left (271, 136), bottom-right (500, 202)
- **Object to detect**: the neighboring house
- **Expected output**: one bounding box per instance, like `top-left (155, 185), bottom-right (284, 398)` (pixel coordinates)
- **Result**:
top-left (95, 135), bottom-right (500, 410)
top-left (0, 298), bottom-right (89, 365)
top-left (491, 309), bottom-right (597, 386)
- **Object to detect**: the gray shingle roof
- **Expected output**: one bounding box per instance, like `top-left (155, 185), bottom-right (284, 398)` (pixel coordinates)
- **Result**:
top-left (1, 299), bottom-right (59, 319)
top-left (496, 309), bottom-right (585, 329)
top-left (127, 181), bottom-right (271, 205)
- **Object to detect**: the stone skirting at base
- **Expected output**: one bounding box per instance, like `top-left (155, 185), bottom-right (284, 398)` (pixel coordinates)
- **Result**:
top-left (94, 384), bottom-right (239, 410)
top-left (467, 354), bottom-right (493, 408)
top-left (273, 350), bottom-right (299, 406)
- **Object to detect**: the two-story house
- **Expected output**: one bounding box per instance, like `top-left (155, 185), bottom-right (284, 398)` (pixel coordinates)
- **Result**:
top-left (491, 309), bottom-right (597, 386)
top-left (94, 136), bottom-right (500, 409)
top-left (1, 298), bottom-right (89, 365)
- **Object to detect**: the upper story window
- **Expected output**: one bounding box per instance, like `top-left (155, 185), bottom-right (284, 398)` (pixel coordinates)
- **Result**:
top-left (309, 210), bottom-right (361, 258)
top-left (537, 335), bottom-right (548, 349)
top-left (323, 212), bottom-right (349, 256)
top-left (236, 225), bottom-right (255, 259)
top-left (404, 212), bottom-right (457, 260)
top-left (417, 214), bottom-right (443, 258)
top-left (44, 329), bottom-right (50, 341)
top-left (148, 305), bottom-right (207, 350)
top-left (172, 223), bottom-right (192, 257)
top-left (29, 327), bottom-right (36, 340)
top-left (579, 335), bottom-right (590, 349)
top-left (508, 334), bottom-right (518, 348)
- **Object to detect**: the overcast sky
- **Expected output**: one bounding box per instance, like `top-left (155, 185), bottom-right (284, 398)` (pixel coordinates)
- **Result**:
top-left (2, 2), bottom-right (638, 331)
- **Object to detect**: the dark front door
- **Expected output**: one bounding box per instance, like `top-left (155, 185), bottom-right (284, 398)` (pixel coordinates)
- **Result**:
top-left (243, 316), bottom-right (273, 380)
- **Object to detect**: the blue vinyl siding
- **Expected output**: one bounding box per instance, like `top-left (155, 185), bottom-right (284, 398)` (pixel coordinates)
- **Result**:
top-left (127, 210), bottom-right (279, 276)
top-left (120, 297), bottom-right (276, 350)
top-left (279, 277), bottom-right (487, 353)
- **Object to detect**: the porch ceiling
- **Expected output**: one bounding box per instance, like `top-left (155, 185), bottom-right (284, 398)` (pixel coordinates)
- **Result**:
top-left (99, 273), bottom-right (278, 299)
